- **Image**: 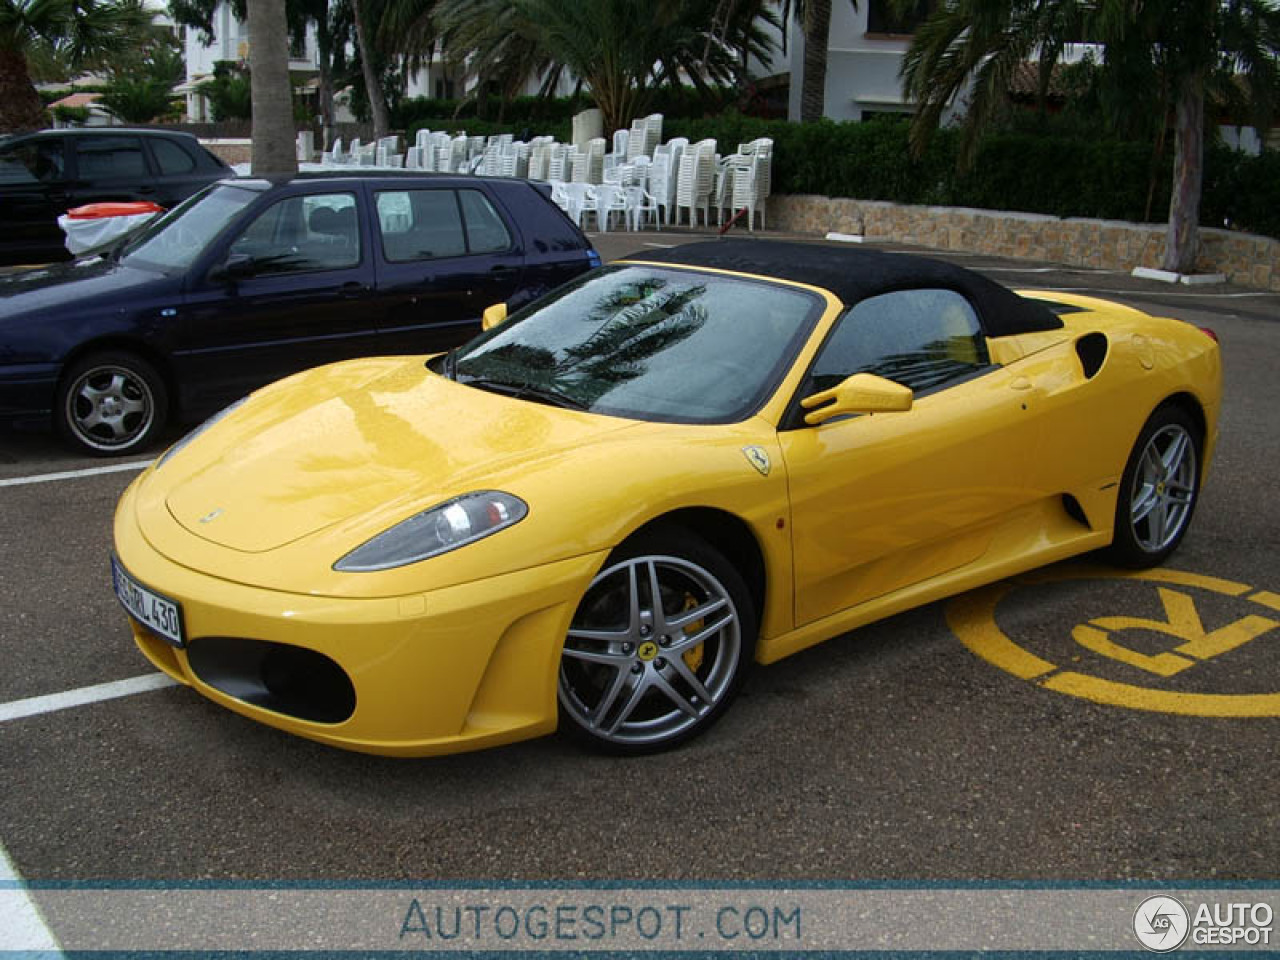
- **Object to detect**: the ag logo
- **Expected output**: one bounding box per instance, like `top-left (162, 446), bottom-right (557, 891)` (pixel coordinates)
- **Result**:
top-left (1133, 895), bottom-right (1190, 952)
top-left (949, 567), bottom-right (1280, 716)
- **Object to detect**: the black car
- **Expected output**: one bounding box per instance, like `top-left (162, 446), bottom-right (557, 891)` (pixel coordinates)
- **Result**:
top-left (0, 128), bottom-right (233, 266)
top-left (0, 171), bottom-right (599, 455)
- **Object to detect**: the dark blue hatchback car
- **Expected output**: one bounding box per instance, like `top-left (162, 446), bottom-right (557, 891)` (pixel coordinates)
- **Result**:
top-left (0, 172), bottom-right (599, 455)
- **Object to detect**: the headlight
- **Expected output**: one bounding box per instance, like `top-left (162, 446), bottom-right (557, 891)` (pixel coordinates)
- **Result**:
top-left (334, 491), bottom-right (528, 572)
top-left (155, 395), bottom-right (250, 471)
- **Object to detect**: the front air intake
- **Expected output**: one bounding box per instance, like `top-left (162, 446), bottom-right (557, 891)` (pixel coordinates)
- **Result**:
top-left (187, 636), bottom-right (355, 724)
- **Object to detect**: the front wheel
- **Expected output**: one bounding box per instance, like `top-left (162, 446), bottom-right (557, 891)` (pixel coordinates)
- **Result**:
top-left (558, 527), bottom-right (757, 754)
top-left (57, 351), bottom-right (168, 457)
top-left (1108, 404), bottom-right (1202, 568)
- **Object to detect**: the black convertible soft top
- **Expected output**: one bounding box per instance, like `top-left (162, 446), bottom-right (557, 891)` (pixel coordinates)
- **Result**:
top-left (625, 239), bottom-right (1063, 338)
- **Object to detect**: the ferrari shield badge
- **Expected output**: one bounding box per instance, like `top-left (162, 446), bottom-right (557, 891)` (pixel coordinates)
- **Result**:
top-left (742, 445), bottom-right (771, 476)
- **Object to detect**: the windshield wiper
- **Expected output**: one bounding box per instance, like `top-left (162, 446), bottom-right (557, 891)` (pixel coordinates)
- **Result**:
top-left (457, 375), bottom-right (588, 411)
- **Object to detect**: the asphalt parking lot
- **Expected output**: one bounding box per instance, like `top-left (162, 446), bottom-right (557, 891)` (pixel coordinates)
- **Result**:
top-left (1, 228), bottom-right (1278, 903)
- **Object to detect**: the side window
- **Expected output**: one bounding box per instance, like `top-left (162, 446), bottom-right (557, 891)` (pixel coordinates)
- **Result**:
top-left (0, 140), bottom-right (65, 183)
top-left (375, 189), bottom-right (467, 262)
top-left (459, 189), bottom-right (512, 253)
top-left (75, 136), bottom-right (148, 179)
top-left (807, 288), bottom-right (991, 396)
top-left (151, 138), bottom-right (197, 175)
top-left (229, 192), bottom-right (359, 274)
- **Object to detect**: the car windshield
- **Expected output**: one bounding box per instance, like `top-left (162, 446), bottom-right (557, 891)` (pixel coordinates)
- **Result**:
top-left (451, 265), bottom-right (823, 424)
top-left (119, 183), bottom-right (259, 272)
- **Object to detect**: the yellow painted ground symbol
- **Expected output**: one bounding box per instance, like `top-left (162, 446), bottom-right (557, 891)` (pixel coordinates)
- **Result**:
top-left (948, 566), bottom-right (1280, 717)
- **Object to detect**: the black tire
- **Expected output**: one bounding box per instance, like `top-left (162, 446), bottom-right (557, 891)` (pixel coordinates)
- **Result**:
top-left (57, 351), bottom-right (169, 457)
top-left (1108, 403), bottom-right (1202, 568)
top-left (557, 525), bottom-right (757, 755)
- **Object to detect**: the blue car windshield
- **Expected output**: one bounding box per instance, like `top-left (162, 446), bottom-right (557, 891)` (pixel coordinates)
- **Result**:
top-left (120, 184), bottom-right (258, 272)
top-left (453, 265), bottom-right (823, 424)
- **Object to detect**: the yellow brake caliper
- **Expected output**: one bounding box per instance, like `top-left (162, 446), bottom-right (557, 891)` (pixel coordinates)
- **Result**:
top-left (681, 594), bottom-right (705, 673)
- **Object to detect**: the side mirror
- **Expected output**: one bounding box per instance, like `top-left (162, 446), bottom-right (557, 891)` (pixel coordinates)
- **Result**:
top-left (481, 302), bottom-right (508, 331)
top-left (209, 253), bottom-right (255, 284)
top-left (800, 373), bottom-right (913, 426)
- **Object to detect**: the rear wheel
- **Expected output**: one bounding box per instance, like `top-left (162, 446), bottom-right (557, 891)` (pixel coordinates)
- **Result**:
top-left (558, 527), bottom-right (756, 754)
top-left (57, 351), bottom-right (168, 456)
top-left (1109, 404), bottom-right (1201, 567)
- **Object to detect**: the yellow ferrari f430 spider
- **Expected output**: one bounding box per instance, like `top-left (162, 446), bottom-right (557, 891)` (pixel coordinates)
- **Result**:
top-left (112, 240), bottom-right (1222, 755)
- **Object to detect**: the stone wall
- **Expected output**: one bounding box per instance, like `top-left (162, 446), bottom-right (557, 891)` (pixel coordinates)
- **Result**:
top-left (768, 194), bottom-right (1280, 292)
top-left (202, 139), bottom-right (252, 166)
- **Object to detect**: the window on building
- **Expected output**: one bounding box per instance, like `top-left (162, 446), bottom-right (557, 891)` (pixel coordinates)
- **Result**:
top-left (867, 0), bottom-right (931, 35)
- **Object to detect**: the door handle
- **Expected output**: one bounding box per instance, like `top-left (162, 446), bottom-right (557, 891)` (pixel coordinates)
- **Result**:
top-left (338, 282), bottom-right (368, 298)
top-left (490, 264), bottom-right (517, 275)
top-left (1010, 376), bottom-right (1033, 391)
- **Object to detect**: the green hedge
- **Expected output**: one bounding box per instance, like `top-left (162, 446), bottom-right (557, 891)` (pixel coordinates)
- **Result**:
top-left (400, 103), bottom-right (1278, 240)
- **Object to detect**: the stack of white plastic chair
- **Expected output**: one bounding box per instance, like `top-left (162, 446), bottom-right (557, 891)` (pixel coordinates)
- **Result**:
top-left (467, 136), bottom-right (486, 166)
top-left (674, 139), bottom-right (716, 226)
top-left (528, 143), bottom-right (550, 181)
top-left (480, 145), bottom-right (503, 177)
top-left (612, 128), bottom-right (629, 159)
top-left (631, 155), bottom-right (651, 189)
top-left (547, 143), bottom-right (569, 181)
top-left (626, 114), bottom-right (663, 161)
top-left (731, 151), bottom-right (769, 230)
top-left (712, 155), bottom-right (736, 225)
top-left (449, 135), bottom-right (469, 172)
top-left (509, 142), bottom-right (530, 178)
top-left (325, 137), bottom-right (345, 166)
top-left (405, 146), bottom-right (424, 169)
top-left (571, 139), bottom-right (605, 184)
top-left (415, 129), bottom-right (432, 152)
top-left (648, 151), bottom-right (676, 226)
top-left (739, 137), bottom-right (774, 201)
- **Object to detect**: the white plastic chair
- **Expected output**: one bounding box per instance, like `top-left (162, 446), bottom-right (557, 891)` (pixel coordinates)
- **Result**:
top-left (623, 185), bottom-right (660, 231)
top-left (592, 183), bottom-right (629, 232)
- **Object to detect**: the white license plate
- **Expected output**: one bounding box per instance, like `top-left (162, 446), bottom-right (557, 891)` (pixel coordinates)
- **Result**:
top-left (111, 557), bottom-right (184, 648)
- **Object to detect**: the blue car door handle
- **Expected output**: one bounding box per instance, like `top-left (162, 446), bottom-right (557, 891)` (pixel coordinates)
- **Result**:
top-left (338, 282), bottom-right (369, 298)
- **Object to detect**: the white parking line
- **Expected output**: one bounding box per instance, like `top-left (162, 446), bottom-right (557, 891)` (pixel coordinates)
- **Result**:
top-left (0, 842), bottom-right (63, 953)
top-left (0, 673), bottom-right (178, 724)
top-left (0, 460), bottom-right (151, 488)
top-left (1038, 285), bottom-right (1277, 300)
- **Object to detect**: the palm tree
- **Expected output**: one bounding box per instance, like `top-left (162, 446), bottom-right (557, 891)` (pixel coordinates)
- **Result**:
top-left (247, 0), bottom-right (298, 173)
top-left (349, 0), bottom-right (390, 139)
top-left (900, 0), bottom-right (1280, 274)
top-left (0, 0), bottom-right (149, 132)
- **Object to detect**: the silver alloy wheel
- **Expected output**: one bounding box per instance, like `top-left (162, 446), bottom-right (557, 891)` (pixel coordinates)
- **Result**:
top-left (559, 554), bottom-right (742, 747)
top-left (64, 363), bottom-right (156, 452)
top-left (1129, 422), bottom-right (1197, 553)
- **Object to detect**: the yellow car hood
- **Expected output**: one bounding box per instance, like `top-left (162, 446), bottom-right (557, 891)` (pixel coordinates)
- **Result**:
top-left (159, 357), bottom-right (638, 554)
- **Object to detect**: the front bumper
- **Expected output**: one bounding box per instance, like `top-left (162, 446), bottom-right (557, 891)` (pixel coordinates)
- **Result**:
top-left (114, 480), bottom-right (608, 756)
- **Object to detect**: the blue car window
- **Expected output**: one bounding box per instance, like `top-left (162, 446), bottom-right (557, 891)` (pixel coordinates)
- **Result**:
top-left (375, 189), bottom-right (467, 262)
top-left (459, 189), bottom-right (511, 254)
top-left (0, 140), bottom-right (64, 183)
top-left (75, 136), bottom-right (147, 179)
top-left (230, 192), bottom-right (361, 274)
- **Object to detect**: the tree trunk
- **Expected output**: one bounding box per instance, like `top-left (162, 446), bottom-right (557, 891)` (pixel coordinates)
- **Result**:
top-left (1162, 74), bottom-right (1205, 274)
top-left (0, 48), bottom-right (50, 134)
top-left (351, 0), bottom-right (389, 140)
top-left (800, 0), bottom-right (832, 123)
top-left (317, 19), bottom-right (335, 150)
top-left (248, 0), bottom-right (299, 175)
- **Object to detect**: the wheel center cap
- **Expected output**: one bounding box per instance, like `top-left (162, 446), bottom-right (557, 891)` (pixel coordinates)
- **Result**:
top-left (101, 397), bottom-right (121, 417)
top-left (637, 641), bottom-right (659, 662)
